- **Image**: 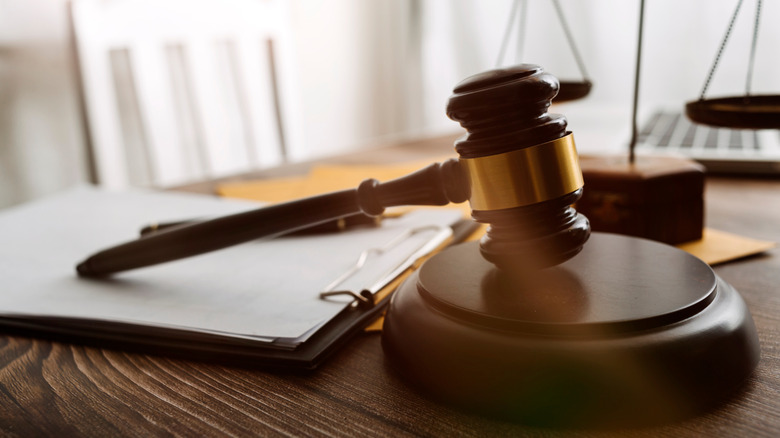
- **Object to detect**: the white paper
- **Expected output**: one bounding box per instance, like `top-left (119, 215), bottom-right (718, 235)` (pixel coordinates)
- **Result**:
top-left (0, 186), bottom-right (461, 347)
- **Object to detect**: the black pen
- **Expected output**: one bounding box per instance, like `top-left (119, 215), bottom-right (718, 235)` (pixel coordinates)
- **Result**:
top-left (139, 213), bottom-right (381, 237)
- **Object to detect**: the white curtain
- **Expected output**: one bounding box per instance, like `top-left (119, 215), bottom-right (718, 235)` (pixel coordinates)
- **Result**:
top-left (0, 0), bottom-right (87, 209)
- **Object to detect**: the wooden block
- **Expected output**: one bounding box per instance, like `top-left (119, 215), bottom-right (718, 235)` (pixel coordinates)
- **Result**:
top-left (577, 155), bottom-right (705, 245)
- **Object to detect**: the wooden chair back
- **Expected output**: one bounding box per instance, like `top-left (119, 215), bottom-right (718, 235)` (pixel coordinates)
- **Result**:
top-left (70, 0), bottom-right (304, 188)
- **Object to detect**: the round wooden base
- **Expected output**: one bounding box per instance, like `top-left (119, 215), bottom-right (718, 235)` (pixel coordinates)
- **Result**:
top-left (382, 233), bottom-right (760, 426)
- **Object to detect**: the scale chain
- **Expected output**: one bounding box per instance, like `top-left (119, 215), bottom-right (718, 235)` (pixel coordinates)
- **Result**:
top-left (745, 0), bottom-right (762, 99)
top-left (699, 0), bottom-right (745, 100)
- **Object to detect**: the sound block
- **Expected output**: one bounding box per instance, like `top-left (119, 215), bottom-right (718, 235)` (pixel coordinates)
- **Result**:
top-left (382, 233), bottom-right (759, 426)
top-left (577, 155), bottom-right (705, 245)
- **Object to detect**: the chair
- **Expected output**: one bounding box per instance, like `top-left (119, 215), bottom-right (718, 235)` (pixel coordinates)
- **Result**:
top-left (69, 0), bottom-right (304, 189)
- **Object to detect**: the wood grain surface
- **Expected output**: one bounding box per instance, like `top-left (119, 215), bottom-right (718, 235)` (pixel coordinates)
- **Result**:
top-left (2, 135), bottom-right (779, 437)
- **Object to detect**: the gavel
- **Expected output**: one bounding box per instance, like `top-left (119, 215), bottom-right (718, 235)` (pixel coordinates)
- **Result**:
top-left (76, 64), bottom-right (588, 277)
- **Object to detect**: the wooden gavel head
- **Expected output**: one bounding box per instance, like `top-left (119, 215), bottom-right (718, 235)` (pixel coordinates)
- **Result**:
top-left (447, 64), bottom-right (590, 271)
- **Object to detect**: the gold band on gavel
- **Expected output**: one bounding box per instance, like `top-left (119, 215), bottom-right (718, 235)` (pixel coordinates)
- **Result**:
top-left (459, 133), bottom-right (583, 211)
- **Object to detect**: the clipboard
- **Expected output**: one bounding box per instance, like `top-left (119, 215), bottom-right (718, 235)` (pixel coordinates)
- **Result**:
top-left (0, 186), bottom-right (477, 369)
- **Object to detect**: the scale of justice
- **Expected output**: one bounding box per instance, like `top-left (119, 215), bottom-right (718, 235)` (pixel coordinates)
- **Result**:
top-left (76, 0), bottom-right (779, 427)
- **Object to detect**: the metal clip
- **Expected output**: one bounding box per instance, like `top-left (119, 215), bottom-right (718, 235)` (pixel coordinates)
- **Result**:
top-left (319, 225), bottom-right (449, 307)
top-left (319, 290), bottom-right (375, 308)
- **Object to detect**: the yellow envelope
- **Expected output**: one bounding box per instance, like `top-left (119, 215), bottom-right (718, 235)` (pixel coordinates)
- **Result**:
top-left (678, 228), bottom-right (776, 266)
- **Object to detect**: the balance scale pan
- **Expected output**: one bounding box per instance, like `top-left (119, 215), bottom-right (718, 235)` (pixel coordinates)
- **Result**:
top-left (686, 95), bottom-right (780, 129)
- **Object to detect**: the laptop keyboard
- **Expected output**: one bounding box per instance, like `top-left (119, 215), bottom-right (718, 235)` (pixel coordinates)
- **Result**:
top-left (635, 111), bottom-right (780, 173)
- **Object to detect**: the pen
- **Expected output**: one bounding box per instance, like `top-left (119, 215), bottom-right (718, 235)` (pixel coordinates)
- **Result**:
top-left (139, 213), bottom-right (381, 237)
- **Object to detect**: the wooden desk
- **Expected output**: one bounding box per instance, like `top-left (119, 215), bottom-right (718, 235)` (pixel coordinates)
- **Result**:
top-left (2, 135), bottom-right (779, 436)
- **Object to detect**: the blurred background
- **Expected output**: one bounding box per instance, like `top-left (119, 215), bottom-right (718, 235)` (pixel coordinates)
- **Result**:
top-left (1, 0), bottom-right (778, 209)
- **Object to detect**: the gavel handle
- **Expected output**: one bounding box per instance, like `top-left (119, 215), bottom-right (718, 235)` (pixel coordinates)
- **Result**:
top-left (76, 160), bottom-right (468, 277)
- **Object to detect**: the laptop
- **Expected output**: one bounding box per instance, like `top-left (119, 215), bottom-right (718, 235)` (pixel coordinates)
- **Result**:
top-left (634, 110), bottom-right (780, 174)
